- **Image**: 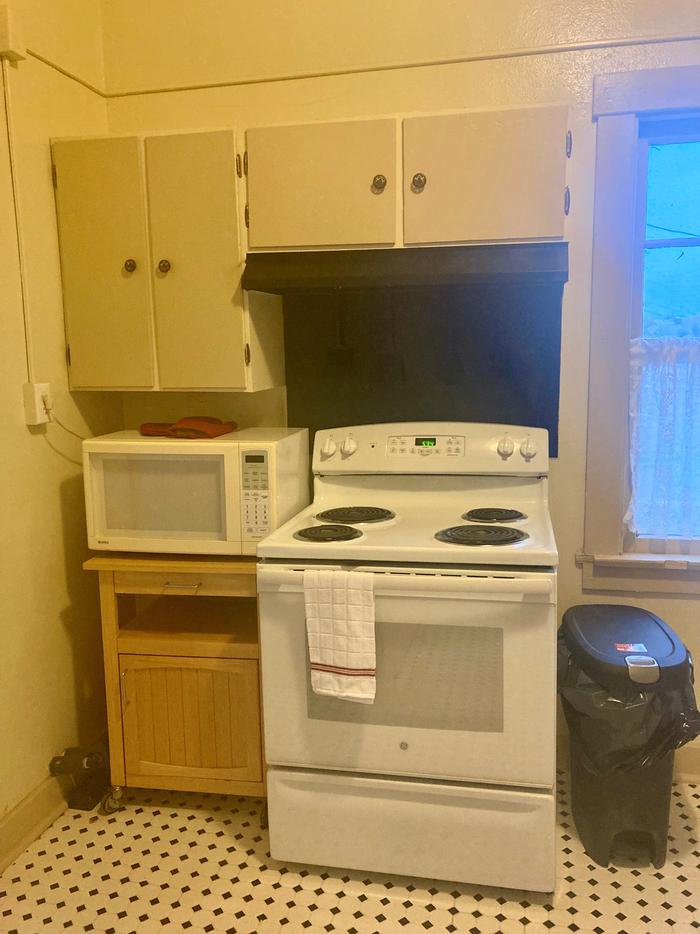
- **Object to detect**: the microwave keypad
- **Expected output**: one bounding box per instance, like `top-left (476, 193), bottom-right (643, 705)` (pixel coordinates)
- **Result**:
top-left (242, 451), bottom-right (270, 537)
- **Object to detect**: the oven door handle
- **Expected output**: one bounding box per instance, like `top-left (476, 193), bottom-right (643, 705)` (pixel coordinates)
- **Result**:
top-left (257, 566), bottom-right (554, 600)
top-left (368, 576), bottom-right (552, 598)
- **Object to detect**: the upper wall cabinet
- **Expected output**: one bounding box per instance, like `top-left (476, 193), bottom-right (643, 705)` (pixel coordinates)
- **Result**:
top-left (51, 137), bottom-right (155, 389)
top-left (246, 119), bottom-right (397, 249)
top-left (403, 106), bottom-right (569, 245)
top-left (52, 131), bottom-right (284, 392)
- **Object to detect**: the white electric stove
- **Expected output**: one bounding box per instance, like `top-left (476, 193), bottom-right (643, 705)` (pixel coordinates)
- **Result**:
top-left (257, 422), bottom-right (558, 892)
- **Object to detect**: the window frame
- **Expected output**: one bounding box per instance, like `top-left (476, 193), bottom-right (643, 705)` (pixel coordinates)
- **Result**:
top-left (581, 65), bottom-right (700, 592)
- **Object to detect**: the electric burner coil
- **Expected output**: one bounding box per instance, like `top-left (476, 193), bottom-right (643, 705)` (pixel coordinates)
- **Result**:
top-left (315, 506), bottom-right (395, 524)
top-left (435, 525), bottom-right (529, 546)
top-left (462, 508), bottom-right (527, 523)
top-left (294, 524), bottom-right (363, 542)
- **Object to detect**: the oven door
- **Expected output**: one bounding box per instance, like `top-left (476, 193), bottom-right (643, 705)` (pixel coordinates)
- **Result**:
top-left (258, 563), bottom-right (556, 788)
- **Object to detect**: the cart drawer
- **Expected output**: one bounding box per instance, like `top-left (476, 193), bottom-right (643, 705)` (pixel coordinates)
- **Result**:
top-left (114, 570), bottom-right (256, 597)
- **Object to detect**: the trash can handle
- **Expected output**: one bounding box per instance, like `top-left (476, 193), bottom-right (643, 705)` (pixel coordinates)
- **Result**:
top-left (625, 655), bottom-right (660, 684)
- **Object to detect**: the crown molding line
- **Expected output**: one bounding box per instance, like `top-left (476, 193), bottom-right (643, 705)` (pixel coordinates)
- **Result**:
top-left (103, 32), bottom-right (700, 99)
top-left (25, 48), bottom-right (106, 97)
top-left (23, 31), bottom-right (700, 102)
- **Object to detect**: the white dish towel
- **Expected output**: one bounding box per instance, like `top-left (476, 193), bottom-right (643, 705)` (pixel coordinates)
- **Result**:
top-left (303, 569), bottom-right (376, 704)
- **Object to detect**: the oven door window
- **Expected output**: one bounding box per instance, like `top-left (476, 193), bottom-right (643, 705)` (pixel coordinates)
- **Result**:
top-left (307, 622), bottom-right (503, 733)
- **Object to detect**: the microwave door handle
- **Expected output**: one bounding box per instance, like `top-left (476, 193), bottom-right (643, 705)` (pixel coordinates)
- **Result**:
top-left (162, 581), bottom-right (202, 595)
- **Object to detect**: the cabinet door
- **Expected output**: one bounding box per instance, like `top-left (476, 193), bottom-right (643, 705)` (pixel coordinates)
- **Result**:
top-left (403, 106), bottom-right (568, 245)
top-left (52, 137), bottom-right (155, 388)
top-left (246, 119), bottom-right (397, 248)
top-left (121, 654), bottom-right (262, 787)
top-left (146, 132), bottom-right (247, 389)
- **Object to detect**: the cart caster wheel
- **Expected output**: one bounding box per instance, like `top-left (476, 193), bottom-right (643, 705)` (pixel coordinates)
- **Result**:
top-left (260, 801), bottom-right (268, 829)
top-left (101, 786), bottom-right (124, 815)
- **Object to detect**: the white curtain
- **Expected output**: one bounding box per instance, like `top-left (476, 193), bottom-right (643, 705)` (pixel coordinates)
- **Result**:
top-left (626, 338), bottom-right (700, 542)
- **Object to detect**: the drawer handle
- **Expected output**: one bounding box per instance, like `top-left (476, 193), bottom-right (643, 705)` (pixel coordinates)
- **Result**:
top-left (162, 581), bottom-right (202, 594)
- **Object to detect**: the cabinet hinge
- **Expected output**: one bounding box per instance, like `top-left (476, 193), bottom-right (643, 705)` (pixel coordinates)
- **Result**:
top-left (244, 204), bottom-right (250, 228)
top-left (564, 186), bottom-right (571, 216)
top-left (66, 344), bottom-right (71, 367)
top-left (235, 153), bottom-right (242, 178)
top-left (566, 129), bottom-right (573, 158)
top-left (244, 342), bottom-right (251, 366)
top-left (243, 151), bottom-right (248, 176)
top-left (51, 163), bottom-right (57, 188)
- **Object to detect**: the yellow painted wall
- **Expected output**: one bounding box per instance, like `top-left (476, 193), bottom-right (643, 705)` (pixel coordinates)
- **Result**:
top-left (100, 0), bottom-right (700, 93)
top-left (0, 17), bottom-right (120, 817)
top-left (15, 0), bottom-right (105, 89)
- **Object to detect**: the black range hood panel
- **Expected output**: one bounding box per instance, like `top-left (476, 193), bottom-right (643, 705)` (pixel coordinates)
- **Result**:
top-left (241, 243), bottom-right (568, 293)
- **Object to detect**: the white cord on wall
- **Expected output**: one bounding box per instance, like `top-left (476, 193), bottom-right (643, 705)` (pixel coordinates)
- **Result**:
top-left (4, 54), bottom-right (85, 449)
top-left (2, 56), bottom-right (33, 384)
top-left (42, 393), bottom-right (87, 441)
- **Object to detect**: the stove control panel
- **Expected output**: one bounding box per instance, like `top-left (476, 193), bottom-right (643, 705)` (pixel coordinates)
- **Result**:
top-left (313, 423), bottom-right (549, 475)
top-left (388, 435), bottom-right (465, 456)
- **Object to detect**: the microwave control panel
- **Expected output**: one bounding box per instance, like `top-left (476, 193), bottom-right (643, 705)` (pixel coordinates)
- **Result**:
top-left (241, 450), bottom-right (271, 537)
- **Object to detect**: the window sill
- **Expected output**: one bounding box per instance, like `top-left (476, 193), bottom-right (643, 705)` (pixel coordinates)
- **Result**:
top-left (577, 552), bottom-right (700, 594)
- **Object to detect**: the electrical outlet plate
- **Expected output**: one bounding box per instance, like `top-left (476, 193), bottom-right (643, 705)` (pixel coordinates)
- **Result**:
top-left (23, 382), bottom-right (51, 425)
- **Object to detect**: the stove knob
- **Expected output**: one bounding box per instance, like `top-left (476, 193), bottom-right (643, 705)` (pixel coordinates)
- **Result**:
top-left (497, 435), bottom-right (515, 459)
top-left (320, 436), bottom-right (337, 458)
top-left (341, 435), bottom-right (358, 456)
top-left (520, 436), bottom-right (537, 461)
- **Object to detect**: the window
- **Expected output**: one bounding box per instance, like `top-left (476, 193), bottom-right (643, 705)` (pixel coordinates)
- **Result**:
top-left (640, 136), bottom-right (700, 338)
top-left (583, 65), bottom-right (700, 591)
top-left (626, 125), bottom-right (700, 551)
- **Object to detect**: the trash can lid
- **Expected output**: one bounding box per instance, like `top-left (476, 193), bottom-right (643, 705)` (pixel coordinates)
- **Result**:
top-left (561, 604), bottom-right (690, 690)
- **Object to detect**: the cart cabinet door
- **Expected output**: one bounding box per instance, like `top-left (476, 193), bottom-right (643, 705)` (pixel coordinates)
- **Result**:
top-left (246, 119), bottom-right (397, 248)
top-left (120, 654), bottom-right (262, 787)
top-left (403, 106), bottom-right (568, 245)
top-left (145, 132), bottom-right (247, 390)
top-left (52, 137), bottom-right (155, 389)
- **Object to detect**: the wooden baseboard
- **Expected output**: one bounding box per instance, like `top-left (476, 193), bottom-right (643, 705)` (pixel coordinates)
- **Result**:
top-left (0, 776), bottom-right (71, 874)
top-left (557, 734), bottom-right (700, 783)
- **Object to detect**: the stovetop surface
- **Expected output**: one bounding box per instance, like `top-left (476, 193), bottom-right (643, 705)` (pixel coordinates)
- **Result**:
top-left (259, 474), bottom-right (557, 566)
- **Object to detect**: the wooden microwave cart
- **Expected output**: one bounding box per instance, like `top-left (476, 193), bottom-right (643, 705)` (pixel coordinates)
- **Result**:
top-left (84, 554), bottom-right (265, 817)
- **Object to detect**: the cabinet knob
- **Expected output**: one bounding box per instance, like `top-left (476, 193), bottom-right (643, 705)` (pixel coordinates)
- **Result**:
top-left (123, 258), bottom-right (137, 273)
top-left (371, 174), bottom-right (387, 194)
top-left (157, 259), bottom-right (171, 274)
top-left (410, 173), bottom-right (427, 193)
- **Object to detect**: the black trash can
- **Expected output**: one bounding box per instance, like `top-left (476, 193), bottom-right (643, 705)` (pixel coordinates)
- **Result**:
top-left (558, 604), bottom-right (700, 868)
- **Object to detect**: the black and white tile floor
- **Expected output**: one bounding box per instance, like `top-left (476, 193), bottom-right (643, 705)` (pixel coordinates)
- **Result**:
top-left (1, 772), bottom-right (699, 934)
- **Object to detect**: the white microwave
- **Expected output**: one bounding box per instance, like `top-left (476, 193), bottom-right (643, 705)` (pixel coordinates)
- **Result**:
top-left (82, 428), bottom-right (309, 555)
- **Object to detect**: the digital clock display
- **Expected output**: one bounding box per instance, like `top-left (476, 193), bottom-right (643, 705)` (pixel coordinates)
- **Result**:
top-left (415, 437), bottom-right (437, 447)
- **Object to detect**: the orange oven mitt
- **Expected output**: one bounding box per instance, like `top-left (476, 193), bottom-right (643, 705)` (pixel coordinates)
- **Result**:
top-left (139, 416), bottom-right (238, 439)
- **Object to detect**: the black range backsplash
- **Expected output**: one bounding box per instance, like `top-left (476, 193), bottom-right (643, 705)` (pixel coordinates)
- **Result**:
top-left (283, 283), bottom-right (562, 457)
